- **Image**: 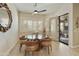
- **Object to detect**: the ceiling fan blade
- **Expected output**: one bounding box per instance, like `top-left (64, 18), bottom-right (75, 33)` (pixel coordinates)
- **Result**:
top-left (34, 10), bottom-right (38, 12)
top-left (38, 10), bottom-right (47, 12)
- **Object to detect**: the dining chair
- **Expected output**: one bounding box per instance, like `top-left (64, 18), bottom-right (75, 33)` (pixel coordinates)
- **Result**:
top-left (40, 37), bottom-right (52, 55)
top-left (24, 40), bottom-right (40, 56)
top-left (19, 36), bottom-right (26, 52)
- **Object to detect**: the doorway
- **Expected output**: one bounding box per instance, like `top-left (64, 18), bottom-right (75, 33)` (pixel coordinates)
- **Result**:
top-left (59, 13), bottom-right (69, 45)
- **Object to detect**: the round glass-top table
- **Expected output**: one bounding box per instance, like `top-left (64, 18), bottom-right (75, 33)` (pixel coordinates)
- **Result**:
top-left (20, 33), bottom-right (48, 41)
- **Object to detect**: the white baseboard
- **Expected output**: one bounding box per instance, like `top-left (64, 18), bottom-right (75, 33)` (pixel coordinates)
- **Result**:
top-left (4, 40), bottom-right (19, 56)
top-left (70, 45), bottom-right (79, 48)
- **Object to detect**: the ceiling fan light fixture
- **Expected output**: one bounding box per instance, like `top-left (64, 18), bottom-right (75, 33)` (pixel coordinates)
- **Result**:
top-left (32, 11), bottom-right (38, 15)
top-left (33, 10), bottom-right (38, 14)
top-left (32, 3), bottom-right (47, 14)
top-left (34, 11), bottom-right (38, 14)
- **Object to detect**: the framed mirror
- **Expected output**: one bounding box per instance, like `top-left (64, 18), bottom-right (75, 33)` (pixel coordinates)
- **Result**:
top-left (0, 3), bottom-right (12, 32)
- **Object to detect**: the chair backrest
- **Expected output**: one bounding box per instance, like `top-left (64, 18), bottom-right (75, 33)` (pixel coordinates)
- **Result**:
top-left (24, 40), bottom-right (40, 51)
top-left (24, 40), bottom-right (39, 46)
top-left (40, 38), bottom-right (52, 47)
top-left (19, 36), bottom-right (25, 40)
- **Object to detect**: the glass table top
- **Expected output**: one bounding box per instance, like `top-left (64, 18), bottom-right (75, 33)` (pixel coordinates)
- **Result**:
top-left (25, 34), bottom-right (44, 40)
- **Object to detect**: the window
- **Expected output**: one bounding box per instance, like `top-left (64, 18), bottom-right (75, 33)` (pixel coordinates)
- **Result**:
top-left (27, 20), bottom-right (32, 31)
top-left (25, 20), bottom-right (43, 33)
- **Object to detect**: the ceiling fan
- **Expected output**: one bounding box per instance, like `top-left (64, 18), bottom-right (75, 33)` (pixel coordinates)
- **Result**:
top-left (33, 3), bottom-right (47, 14)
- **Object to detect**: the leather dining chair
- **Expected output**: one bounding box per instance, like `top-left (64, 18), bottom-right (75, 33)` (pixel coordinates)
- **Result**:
top-left (24, 40), bottom-right (40, 56)
top-left (40, 37), bottom-right (52, 55)
top-left (19, 35), bottom-right (26, 52)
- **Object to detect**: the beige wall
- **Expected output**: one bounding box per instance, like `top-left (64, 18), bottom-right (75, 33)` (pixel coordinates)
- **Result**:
top-left (73, 3), bottom-right (79, 47)
top-left (0, 3), bottom-right (18, 55)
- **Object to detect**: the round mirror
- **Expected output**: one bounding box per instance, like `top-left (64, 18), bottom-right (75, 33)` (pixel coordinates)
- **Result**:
top-left (0, 3), bottom-right (12, 32)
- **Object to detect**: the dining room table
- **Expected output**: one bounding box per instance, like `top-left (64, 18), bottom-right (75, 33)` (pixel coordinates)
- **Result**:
top-left (19, 32), bottom-right (48, 51)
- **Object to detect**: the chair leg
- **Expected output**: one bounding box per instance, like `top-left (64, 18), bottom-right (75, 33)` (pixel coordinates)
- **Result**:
top-left (50, 45), bottom-right (52, 51)
top-left (32, 52), bottom-right (34, 56)
top-left (19, 43), bottom-right (22, 52)
top-left (50, 45), bottom-right (52, 55)
top-left (24, 50), bottom-right (26, 56)
top-left (48, 46), bottom-right (50, 55)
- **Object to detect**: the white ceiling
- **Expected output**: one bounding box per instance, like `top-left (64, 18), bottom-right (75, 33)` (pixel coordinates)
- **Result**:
top-left (14, 3), bottom-right (64, 15)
